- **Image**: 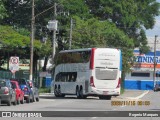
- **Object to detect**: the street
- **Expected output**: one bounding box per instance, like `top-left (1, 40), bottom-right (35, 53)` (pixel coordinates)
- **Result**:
top-left (0, 91), bottom-right (160, 120)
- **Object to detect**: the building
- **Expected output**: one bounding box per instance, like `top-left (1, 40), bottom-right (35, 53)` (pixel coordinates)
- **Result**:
top-left (124, 50), bottom-right (160, 90)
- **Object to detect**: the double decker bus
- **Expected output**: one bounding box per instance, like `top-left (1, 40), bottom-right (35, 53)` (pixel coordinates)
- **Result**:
top-left (52, 48), bottom-right (122, 99)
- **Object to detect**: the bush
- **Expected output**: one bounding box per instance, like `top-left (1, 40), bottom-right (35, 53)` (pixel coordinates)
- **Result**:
top-left (39, 87), bottom-right (51, 93)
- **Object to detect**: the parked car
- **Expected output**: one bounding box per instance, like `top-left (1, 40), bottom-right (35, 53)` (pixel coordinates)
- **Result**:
top-left (11, 80), bottom-right (24, 104)
top-left (27, 80), bottom-right (39, 102)
top-left (154, 84), bottom-right (160, 92)
top-left (11, 78), bottom-right (33, 103)
top-left (0, 79), bottom-right (17, 106)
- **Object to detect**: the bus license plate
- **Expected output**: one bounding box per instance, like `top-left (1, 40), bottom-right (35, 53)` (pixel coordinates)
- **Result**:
top-left (103, 91), bottom-right (108, 95)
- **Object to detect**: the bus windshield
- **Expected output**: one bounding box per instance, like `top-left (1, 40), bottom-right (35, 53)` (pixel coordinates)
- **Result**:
top-left (95, 68), bottom-right (118, 80)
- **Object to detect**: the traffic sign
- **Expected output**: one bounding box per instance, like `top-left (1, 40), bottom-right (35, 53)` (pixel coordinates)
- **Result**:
top-left (9, 57), bottom-right (19, 72)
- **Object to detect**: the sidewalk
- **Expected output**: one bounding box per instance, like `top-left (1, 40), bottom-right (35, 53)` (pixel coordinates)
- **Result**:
top-left (39, 93), bottom-right (55, 99)
top-left (113, 90), bottom-right (149, 100)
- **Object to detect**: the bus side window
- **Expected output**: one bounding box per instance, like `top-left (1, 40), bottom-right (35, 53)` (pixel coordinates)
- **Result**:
top-left (67, 74), bottom-right (70, 82)
top-left (55, 73), bottom-right (60, 82)
top-left (72, 72), bottom-right (77, 82)
top-left (71, 75), bottom-right (74, 82)
top-left (69, 73), bottom-right (72, 82)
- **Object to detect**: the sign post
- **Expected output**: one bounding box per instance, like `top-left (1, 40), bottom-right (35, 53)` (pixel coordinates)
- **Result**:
top-left (9, 57), bottom-right (19, 78)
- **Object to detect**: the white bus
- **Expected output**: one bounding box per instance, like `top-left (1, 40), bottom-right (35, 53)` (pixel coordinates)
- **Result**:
top-left (52, 48), bottom-right (122, 99)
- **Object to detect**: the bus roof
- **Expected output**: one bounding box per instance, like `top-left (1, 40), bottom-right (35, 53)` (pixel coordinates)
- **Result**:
top-left (59, 48), bottom-right (120, 53)
top-left (59, 48), bottom-right (92, 53)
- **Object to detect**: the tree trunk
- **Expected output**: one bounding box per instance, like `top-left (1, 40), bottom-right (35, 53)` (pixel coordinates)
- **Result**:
top-left (42, 57), bottom-right (49, 71)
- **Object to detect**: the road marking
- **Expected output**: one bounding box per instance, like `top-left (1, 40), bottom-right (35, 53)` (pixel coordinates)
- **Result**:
top-left (91, 117), bottom-right (98, 119)
top-left (125, 90), bottom-right (149, 100)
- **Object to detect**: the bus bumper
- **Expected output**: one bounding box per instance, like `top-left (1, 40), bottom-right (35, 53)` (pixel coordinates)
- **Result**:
top-left (89, 87), bottom-right (120, 96)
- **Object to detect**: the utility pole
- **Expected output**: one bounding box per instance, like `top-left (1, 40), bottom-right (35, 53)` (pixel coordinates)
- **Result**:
top-left (52, 2), bottom-right (57, 60)
top-left (153, 35), bottom-right (158, 90)
top-left (29, 0), bottom-right (35, 80)
top-left (69, 18), bottom-right (73, 49)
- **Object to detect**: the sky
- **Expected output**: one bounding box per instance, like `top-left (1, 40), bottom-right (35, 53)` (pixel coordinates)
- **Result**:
top-left (146, 0), bottom-right (160, 37)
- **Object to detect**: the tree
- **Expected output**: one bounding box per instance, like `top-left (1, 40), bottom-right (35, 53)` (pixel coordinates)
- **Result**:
top-left (0, 0), bottom-right (7, 21)
top-left (85, 0), bottom-right (160, 53)
top-left (71, 16), bottom-right (134, 72)
top-left (1, 0), bottom-right (53, 72)
top-left (0, 25), bottom-right (43, 71)
top-left (1, 0), bottom-right (159, 80)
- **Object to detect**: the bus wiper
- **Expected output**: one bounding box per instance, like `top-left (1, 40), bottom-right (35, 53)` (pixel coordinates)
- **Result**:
top-left (96, 67), bottom-right (105, 68)
top-left (96, 67), bottom-right (117, 69)
top-left (105, 67), bottom-right (118, 69)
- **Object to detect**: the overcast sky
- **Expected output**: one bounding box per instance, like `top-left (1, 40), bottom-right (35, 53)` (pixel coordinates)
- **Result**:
top-left (146, 0), bottom-right (160, 37)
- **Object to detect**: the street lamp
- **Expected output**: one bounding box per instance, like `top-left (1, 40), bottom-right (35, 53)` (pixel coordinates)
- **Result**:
top-left (47, 20), bottom-right (58, 61)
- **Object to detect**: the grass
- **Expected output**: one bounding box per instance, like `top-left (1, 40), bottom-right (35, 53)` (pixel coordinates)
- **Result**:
top-left (120, 87), bottom-right (125, 95)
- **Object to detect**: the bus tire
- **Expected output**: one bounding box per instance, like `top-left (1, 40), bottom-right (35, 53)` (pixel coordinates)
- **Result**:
top-left (58, 86), bottom-right (61, 96)
top-left (76, 87), bottom-right (80, 99)
top-left (79, 87), bottom-right (86, 99)
top-left (60, 94), bottom-right (65, 97)
top-left (54, 85), bottom-right (59, 97)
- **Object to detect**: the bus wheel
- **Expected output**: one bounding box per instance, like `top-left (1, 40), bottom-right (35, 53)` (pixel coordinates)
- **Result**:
top-left (58, 87), bottom-right (61, 95)
top-left (58, 87), bottom-right (64, 97)
top-left (79, 87), bottom-right (87, 99)
top-left (54, 87), bottom-right (59, 97)
top-left (76, 88), bottom-right (80, 99)
top-left (60, 94), bottom-right (65, 97)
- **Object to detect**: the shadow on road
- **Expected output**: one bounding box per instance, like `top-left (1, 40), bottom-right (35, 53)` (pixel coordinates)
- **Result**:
top-left (39, 96), bottom-right (100, 100)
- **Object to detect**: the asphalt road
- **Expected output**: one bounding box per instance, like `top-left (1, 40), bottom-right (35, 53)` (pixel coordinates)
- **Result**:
top-left (0, 91), bottom-right (160, 120)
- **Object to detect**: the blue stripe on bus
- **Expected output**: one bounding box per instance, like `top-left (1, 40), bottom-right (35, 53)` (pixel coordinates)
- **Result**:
top-left (124, 80), bottom-right (160, 90)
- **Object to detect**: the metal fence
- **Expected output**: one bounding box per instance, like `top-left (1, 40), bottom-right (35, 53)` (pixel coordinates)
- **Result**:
top-left (0, 70), bottom-right (51, 88)
top-left (0, 70), bottom-right (29, 79)
top-left (0, 71), bottom-right (12, 79)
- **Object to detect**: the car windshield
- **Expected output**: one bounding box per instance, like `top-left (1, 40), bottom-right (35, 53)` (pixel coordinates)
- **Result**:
top-left (0, 80), bottom-right (6, 87)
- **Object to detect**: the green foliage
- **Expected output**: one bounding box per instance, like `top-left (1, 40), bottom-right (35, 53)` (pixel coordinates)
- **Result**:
top-left (86, 0), bottom-right (159, 53)
top-left (59, 0), bottom-right (92, 19)
top-left (0, 0), bottom-right (7, 21)
top-left (0, 25), bottom-right (30, 47)
top-left (0, 0), bottom-right (159, 76)
top-left (39, 87), bottom-right (51, 93)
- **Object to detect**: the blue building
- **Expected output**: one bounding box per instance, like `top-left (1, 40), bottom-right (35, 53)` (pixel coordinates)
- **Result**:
top-left (124, 50), bottom-right (160, 90)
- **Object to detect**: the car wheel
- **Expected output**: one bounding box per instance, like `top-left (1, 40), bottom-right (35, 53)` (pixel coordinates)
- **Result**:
top-left (13, 98), bottom-right (17, 106)
top-left (7, 99), bottom-right (12, 106)
top-left (20, 97), bottom-right (24, 104)
top-left (32, 95), bottom-right (35, 102)
top-left (26, 97), bottom-right (30, 103)
top-left (36, 96), bottom-right (39, 102)
top-left (17, 97), bottom-right (20, 105)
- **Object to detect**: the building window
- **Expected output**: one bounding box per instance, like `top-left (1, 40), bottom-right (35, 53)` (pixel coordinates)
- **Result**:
top-left (156, 73), bottom-right (160, 77)
top-left (131, 72), bottom-right (150, 77)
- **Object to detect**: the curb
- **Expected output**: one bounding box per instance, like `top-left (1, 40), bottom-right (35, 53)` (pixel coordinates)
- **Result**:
top-left (39, 93), bottom-right (54, 96)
